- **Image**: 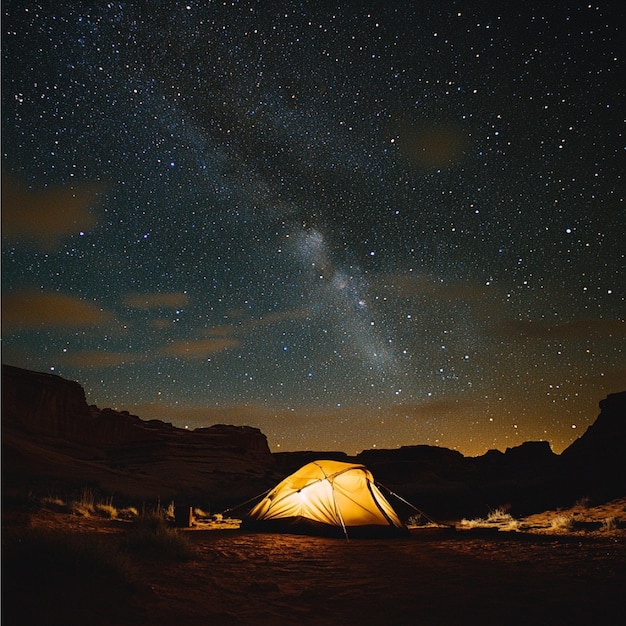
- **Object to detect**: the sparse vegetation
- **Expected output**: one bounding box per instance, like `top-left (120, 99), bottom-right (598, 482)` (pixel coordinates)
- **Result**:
top-left (36, 490), bottom-right (127, 520)
top-left (70, 500), bottom-right (94, 517)
top-left (69, 487), bottom-right (97, 517)
top-left (193, 507), bottom-right (211, 519)
top-left (460, 517), bottom-right (480, 528)
top-left (550, 513), bottom-right (575, 531)
top-left (40, 495), bottom-right (66, 510)
top-left (123, 509), bottom-right (193, 561)
top-left (487, 507), bottom-right (514, 523)
top-left (119, 506), bottom-right (140, 519)
top-left (459, 506), bottom-right (519, 532)
top-left (95, 502), bottom-right (118, 519)
top-left (164, 500), bottom-right (176, 521)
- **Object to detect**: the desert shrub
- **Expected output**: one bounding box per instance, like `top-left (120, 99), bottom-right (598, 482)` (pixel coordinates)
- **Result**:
top-left (550, 513), bottom-right (575, 531)
top-left (70, 501), bottom-right (93, 517)
top-left (487, 507), bottom-right (514, 523)
top-left (40, 496), bottom-right (67, 511)
top-left (164, 500), bottom-right (176, 521)
top-left (79, 487), bottom-right (96, 508)
top-left (69, 487), bottom-right (97, 517)
top-left (95, 503), bottom-right (118, 519)
top-left (460, 517), bottom-right (485, 528)
top-left (407, 514), bottom-right (433, 527)
top-left (123, 511), bottom-right (193, 561)
top-left (118, 506), bottom-right (139, 520)
top-left (460, 509), bottom-right (519, 531)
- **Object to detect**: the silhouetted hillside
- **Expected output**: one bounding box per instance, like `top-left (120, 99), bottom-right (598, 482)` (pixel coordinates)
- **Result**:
top-left (2, 364), bottom-right (624, 518)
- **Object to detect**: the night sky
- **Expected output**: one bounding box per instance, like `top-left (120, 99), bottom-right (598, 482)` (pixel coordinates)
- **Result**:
top-left (2, 1), bottom-right (624, 456)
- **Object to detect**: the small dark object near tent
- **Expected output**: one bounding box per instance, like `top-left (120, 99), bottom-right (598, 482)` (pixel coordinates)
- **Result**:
top-left (241, 460), bottom-right (409, 538)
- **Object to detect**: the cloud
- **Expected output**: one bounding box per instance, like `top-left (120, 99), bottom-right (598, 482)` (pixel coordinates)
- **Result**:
top-left (201, 309), bottom-right (311, 338)
top-left (497, 318), bottom-right (626, 340)
top-left (151, 319), bottom-right (174, 329)
top-left (123, 292), bottom-right (190, 310)
top-left (160, 337), bottom-right (240, 359)
top-left (59, 350), bottom-right (146, 368)
top-left (2, 290), bottom-right (113, 331)
top-left (376, 273), bottom-right (489, 302)
top-left (152, 308), bottom-right (309, 361)
top-left (203, 324), bottom-right (239, 338)
top-left (248, 309), bottom-right (311, 327)
top-left (392, 120), bottom-right (468, 169)
top-left (1, 174), bottom-right (103, 250)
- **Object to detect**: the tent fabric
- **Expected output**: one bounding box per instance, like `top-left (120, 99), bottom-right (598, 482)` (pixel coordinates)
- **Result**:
top-left (242, 460), bottom-right (408, 538)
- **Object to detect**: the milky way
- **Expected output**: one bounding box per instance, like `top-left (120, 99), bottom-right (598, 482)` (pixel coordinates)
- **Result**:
top-left (2, 1), bottom-right (624, 455)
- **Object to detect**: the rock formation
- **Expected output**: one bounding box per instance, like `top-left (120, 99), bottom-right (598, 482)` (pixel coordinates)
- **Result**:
top-left (560, 390), bottom-right (626, 501)
top-left (2, 363), bottom-right (624, 518)
top-left (2, 364), bottom-right (278, 506)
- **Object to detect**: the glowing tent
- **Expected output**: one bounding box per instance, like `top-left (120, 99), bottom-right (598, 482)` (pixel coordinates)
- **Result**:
top-left (242, 460), bottom-right (408, 538)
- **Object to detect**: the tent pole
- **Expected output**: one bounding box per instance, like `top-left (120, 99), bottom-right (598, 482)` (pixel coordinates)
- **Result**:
top-left (336, 505), bottom-right (349, 541)
top-left (329, 478), bottom-right (350, 541)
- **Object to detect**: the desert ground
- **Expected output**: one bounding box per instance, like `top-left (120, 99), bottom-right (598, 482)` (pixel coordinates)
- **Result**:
top-left (3, 496), bottom-right (625, 626)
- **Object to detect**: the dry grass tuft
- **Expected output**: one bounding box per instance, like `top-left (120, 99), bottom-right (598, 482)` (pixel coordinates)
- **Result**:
top-left (123, 510), bottom-right (193, 561)
top-left (487, 507), bottom-right (514, 523)
top-left (118, 506), bottom-right (139, 520)
top-left (550, 513), bottom-right (575, 531)
top-left (69, 487), bottom-right (97, 517)
top-left (70, 500), bottom-right (94, 517)
top-left (95, 502), bottom-right (118, 519)
top-left (40, 496), bottom-right (66, 511)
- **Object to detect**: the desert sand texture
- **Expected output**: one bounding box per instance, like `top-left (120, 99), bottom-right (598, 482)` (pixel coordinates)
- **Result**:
top-left (3, 498), bottom-right (625, 626)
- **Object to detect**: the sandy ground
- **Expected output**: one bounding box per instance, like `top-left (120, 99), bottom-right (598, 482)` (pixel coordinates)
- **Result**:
top-left (3, 499), bottom-right (625, 625)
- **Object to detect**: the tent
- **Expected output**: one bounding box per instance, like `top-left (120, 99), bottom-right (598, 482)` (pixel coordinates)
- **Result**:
top-left (241, 460), bottom-right (409, 538)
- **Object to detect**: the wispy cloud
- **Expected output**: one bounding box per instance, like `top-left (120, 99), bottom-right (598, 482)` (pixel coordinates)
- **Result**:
top-left (2, 290), bottom-right (113, 331)
top-left (160, 337), bottom-right (240, 359)
top-left (247, 309), bottom-right (311, 327)
top-left (59, 350), bottom-right (146, 368)
top-left (1, 174), bottom-right (103, 250)
top-left (156, 308), bottom-right (309, 360)
top-left (123, 291), bottom-right (189, 310)
top-left (391, 119), bottom-right (469, 170)
top-left (201, 308), bottom-right (311, 338)
top-left (375, 273), bottom-right (490, 302)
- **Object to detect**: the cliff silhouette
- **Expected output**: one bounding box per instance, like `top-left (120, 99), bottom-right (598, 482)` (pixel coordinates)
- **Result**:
top-left (2, 364), bottom-right (624, 517)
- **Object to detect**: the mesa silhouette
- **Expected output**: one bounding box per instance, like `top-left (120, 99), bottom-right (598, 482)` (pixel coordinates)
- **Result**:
top-left (2, 364), bottom-right (624, 518)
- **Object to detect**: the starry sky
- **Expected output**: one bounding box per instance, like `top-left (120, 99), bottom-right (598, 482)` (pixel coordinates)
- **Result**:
top-left (2, 1), bottom-right (624, 456)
